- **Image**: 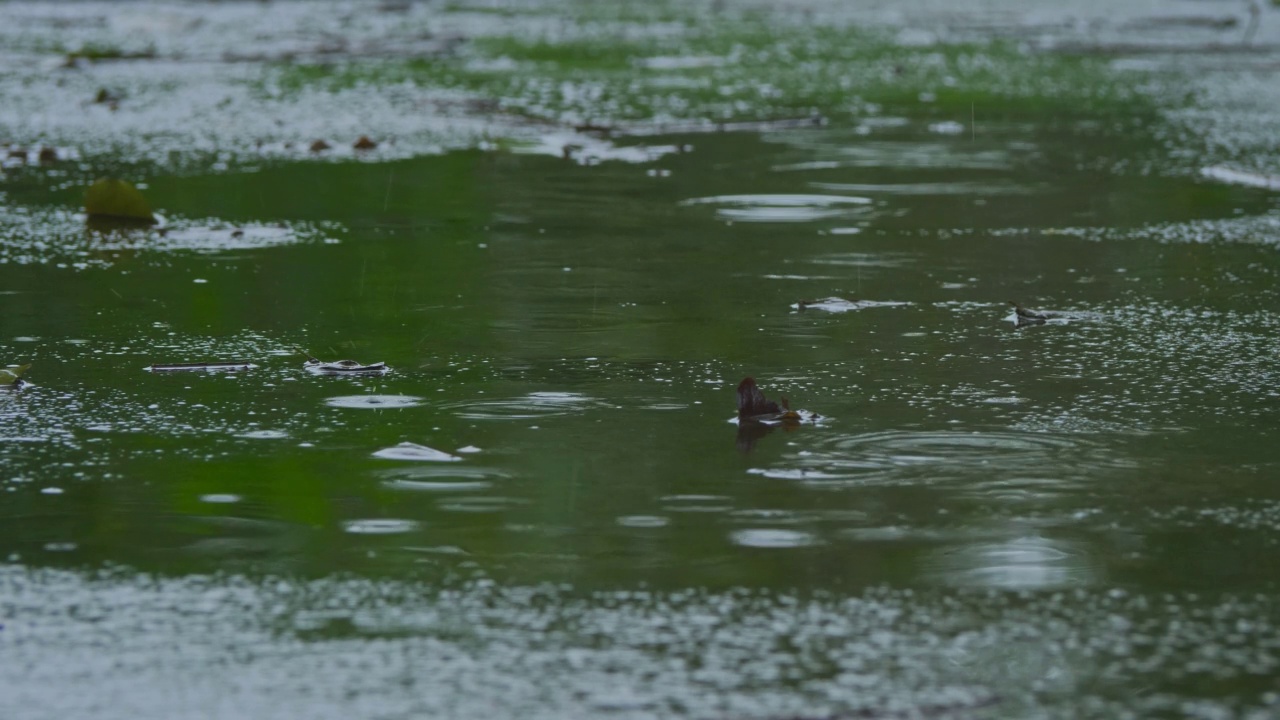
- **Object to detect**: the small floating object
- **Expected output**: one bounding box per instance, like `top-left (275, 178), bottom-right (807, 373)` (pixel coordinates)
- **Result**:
top-left (2, 363), bottom-right (31, 389)
top-left (352, 135), bottom-right (378, 150)
top-left (299, 347), bottom-right (390, 375)
top-left (85, 177), bottom-right (155, 224)
top-left (309, 139), bottom-right (331, 153)
top-left (146, 361), bottom-right (257, 372)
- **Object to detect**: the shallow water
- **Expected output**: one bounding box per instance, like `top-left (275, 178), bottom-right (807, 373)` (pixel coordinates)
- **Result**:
top-left (4, 1), bottom-right (1280, 718)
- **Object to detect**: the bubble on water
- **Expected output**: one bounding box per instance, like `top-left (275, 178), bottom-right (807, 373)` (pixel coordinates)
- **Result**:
top-left (372, 442), bottom-right (461, 462)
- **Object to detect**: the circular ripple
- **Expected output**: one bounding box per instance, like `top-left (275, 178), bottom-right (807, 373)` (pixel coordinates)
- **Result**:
top-left (448, 392), bottom-right (603, 420)
top-left (341, 519), bottom-right (421, 535)
top-left (659, 494), bottom-right (734, 513)
top-left (679, 194), bottom-right (874, 223)
top-left (616, 515), bottom-right (671, 528)
top-left (325, 395), bottom-right (423, 409)
top-left (750, 430), bottom-right (1114, 487)
top-left (730, 528), bottom-right (820, 548)
top-left (377, 465), bottom-right (508, 493)
top-left (437, 496), bottom-right (529, 513)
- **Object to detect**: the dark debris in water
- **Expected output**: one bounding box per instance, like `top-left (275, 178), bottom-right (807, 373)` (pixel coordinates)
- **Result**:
top-left (299, 347), bottom-right (390, 376)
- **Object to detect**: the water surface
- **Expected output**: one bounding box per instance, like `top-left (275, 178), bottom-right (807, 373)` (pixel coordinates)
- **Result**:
top-left (3, 1), bottom-right (1280, 718)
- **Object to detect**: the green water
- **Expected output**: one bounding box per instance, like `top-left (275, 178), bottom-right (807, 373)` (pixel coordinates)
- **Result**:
top-left (4, 1), bottom-right (1280, 718)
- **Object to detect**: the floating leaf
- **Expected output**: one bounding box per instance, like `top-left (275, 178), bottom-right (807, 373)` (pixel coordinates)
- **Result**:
top-left (85, 178), bottom-right (155, 223)
top-left (310, 139), bottom-right (331, 153)
top-left (353, 135), bottom-right (377, 150)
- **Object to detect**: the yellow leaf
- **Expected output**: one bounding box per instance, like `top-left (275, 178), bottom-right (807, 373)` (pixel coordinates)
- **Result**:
top-left (85, 178), bottom-right (155, 223)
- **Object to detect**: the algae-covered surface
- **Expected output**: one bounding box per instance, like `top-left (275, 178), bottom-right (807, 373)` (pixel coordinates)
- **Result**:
top-left (4, 1), bottom-right (1280, 718)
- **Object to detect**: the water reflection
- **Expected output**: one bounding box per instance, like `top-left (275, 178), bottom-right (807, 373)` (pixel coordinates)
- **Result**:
top-left (926, 535), bottom-right (1096, 589)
